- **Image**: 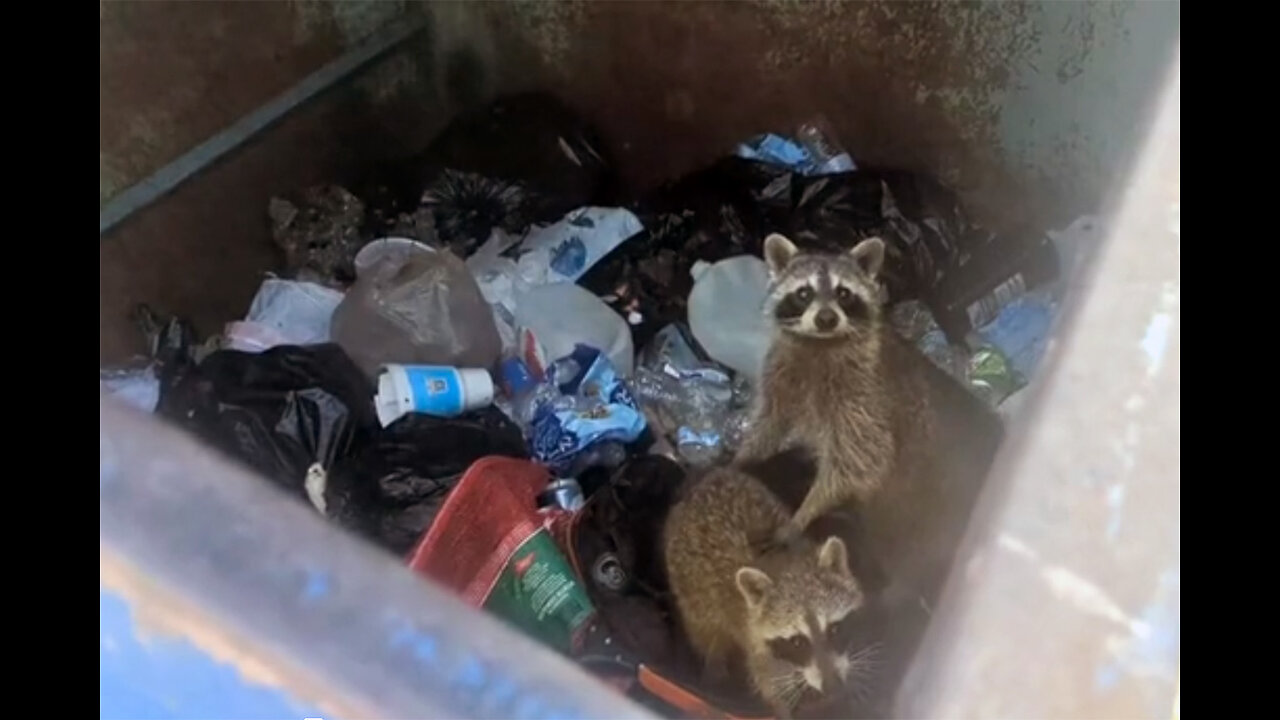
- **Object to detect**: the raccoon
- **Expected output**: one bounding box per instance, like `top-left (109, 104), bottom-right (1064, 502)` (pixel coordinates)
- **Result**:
top-left (663, 464), bottom-right (872, 719)
top-left (737, 233), bottom-right (937, 549)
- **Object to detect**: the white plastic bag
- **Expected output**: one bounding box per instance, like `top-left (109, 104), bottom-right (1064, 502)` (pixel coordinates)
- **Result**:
top-left (242, 278), bottom-right (344, 348)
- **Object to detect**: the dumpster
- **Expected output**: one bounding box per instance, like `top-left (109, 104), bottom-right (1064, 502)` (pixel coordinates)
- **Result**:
top-left (101, 2), bottom-right (1179, 718)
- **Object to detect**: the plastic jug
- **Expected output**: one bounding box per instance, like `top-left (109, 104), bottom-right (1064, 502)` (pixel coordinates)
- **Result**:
top-left (512, 282), bottom-right (634, 377)
top-left (331, 246), bottom-right (503, 380)
top-left (687, 255), bottom-right (772, 385)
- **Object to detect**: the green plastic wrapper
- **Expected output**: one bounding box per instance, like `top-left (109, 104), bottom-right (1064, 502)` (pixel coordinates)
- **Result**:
top-left (967, 345), bottom-right (1025, 406)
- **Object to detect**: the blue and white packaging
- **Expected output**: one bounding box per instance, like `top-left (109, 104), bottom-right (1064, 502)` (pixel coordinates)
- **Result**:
top-left (375, 364), bottom-right (496, 427)
top-left (517, 207), bottom-right (644, 283)
top-left (527, 345), bottom-right (647, 474)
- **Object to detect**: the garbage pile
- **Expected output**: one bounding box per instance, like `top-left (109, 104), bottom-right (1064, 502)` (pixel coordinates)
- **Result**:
top-left (100, 92), bottom-right (1102, 718)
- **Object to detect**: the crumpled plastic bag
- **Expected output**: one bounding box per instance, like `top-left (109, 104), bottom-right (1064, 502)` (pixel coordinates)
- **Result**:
top-left (156, 343), bottom-right (378, 498)
top-left (267, 185), bottom-right (367, 287)
top-left (330, 246), bottom-right (503, 380)
top-left (376, 92), bottom-right (618, 256)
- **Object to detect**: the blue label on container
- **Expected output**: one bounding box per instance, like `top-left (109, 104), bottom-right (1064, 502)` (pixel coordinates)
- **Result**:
top-left (404, 367), bottom-right (464, 416)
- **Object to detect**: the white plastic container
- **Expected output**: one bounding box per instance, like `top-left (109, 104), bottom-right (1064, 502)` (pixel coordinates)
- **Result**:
top-left (513, 282), bottom-right (635, 377)
top-left (374, 364), bottom-right (495, 427)
top-left (687, 255), bottom-right (772, 385)
top-left (353, 237), bottom-right (435, 277)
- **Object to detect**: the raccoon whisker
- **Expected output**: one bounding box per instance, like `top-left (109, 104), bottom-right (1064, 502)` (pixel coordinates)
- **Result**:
top-left (847, 642), bottom-right (883, 667)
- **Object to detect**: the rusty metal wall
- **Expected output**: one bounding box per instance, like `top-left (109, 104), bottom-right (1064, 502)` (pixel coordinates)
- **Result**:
top-left (99, 0), bottom-right (421, 205)
top-left (99, 2), bottom-right (440, 362)
top-left (472, 0), bottom-right (1178, 230)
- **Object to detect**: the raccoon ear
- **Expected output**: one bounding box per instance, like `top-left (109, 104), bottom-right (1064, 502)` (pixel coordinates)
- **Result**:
top-left (735, 567), bottom-right (774, 608)
top-left (763, 234), bottom-right (799, 276)
top-left (848, 237), bottom-right (885, 279)
top-left (817, 537), bottom-right (851, 577)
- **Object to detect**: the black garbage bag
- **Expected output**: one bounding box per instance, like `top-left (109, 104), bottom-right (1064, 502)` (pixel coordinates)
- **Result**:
top-left (324, 407), bottom-right (528, 555)
top-left (156, 343), bottom-right (378, 498)
top-left (372, 92), bottom-right (618, 256)
top-left (580, 156), bottom-right (979, 348)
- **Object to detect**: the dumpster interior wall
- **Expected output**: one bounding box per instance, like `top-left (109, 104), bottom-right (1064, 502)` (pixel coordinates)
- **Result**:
top-left (100, 0), bottom-right (1178, 364)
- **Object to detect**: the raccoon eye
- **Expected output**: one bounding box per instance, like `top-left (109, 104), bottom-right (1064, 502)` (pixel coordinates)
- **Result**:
top-left (796, 286), bottom-right (815, 303)
top-left (789, 636), bottom-right (809, 652)
top-left (836, 287), bottom-right (853, 302)
top-left (826, 620), bottom-right (843, 639)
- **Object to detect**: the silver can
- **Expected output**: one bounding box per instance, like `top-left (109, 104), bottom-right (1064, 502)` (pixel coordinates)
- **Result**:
top-left (540, 477), bottom-right (585, 512)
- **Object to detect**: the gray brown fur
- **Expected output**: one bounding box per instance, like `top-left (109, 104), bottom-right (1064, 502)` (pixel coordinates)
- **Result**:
top-left (663, 464), bottom-right (867, 718)
top-left (737, 234), bottom-right (938, 544)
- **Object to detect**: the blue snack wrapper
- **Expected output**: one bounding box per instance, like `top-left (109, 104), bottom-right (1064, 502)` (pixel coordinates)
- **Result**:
top-left (529, 345), bottom-right (647, 474)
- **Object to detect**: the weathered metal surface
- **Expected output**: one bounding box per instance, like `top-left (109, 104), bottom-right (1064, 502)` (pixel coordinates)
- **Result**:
top-left (100, 19), bottom-right (427, 235)
top-left (472, 0), bottom-right (1177, 230)
top-left (98, 41), bottom-right (447, 365)
top-left (99, 0), bottom-right (422, 207)
top-left (897, 50), bottom-right (1180, 719)
top-left (100, 396), bottom-right (657, 720)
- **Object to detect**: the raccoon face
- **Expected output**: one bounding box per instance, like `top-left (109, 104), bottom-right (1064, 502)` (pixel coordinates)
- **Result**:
top-left (761, 233), bottom-right (886, 338)
top-left (736, 537), bottom-right (872, 705)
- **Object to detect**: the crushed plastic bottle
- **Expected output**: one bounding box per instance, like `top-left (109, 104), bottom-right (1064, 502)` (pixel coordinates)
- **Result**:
top-left (629, 324), bottom-right (756, 466)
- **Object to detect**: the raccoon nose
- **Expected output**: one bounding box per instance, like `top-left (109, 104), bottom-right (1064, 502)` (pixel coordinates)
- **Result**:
top-left (814, 309), bottom-right (838, 331)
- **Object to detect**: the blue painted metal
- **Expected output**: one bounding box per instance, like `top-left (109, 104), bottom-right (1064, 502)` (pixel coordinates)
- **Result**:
top-left (100, 590), bottom-right (328, 720)
top-left (99, 397), bottom-right (655, 720)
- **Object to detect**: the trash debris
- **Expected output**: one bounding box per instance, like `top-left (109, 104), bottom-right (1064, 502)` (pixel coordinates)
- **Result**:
top-left (331, 242), bottom-right (502, 381)
top-left (407, 457), bottom-right (599, 655)
top-left (395, 92), bottom-right (618, 255)
top-left (686, 255), bottom-right (772, 384)
top-left (509, 345), bottom-right (647, 476)
top-left (537, 477), bottom-right (586, 512)
top-left (268, 185), bottom-right (367, 287)
top-left (928, 228), bottom-right (1061, 345)
top-left (100, 364), bottom-right (161, 413)
top-left (419, 170), bottom-right (535, 257)
top-left (976, 291), bottom-right (1056, 379)
top-left (514, 281), bottom-right (635, 378)
top-left (373, 364), bottom-right (495, 427)
top-left (352, 237), bottom-right (436, 277)
top-left (966, 344), bottom-right (1025, 407)
top-left (630, 324), bottom-right (752, 467)
top-left (325, 408), bottom-right (527, 555)
top-left (226, 278), bottom-right (344, 352)
top-left (581, 157), bottom-right (980, 349)
top-left (157, 343), bottom-right (378, 499)
top-left (517, 206), bottom-right (644, 283)
top-left (736, 117), bottom-right (856, 175)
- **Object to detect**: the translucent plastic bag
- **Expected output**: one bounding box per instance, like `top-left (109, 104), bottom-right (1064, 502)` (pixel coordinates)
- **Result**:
top-left (331, 247), bottom-right (503, 380)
